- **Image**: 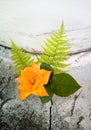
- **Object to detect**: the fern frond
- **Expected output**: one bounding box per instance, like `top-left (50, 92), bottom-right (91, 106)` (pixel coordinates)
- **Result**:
top-left (37, 21), bottom-right (70, 73)
top-left (11, 40), bottom-right (33, 74)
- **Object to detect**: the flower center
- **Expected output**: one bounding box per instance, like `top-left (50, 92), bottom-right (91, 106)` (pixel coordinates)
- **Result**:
top-left (30, 78), bottom-right (35, 85)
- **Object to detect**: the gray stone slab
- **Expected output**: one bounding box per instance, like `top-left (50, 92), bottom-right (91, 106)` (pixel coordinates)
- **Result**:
top-left (51, 63), bottom-right (91, 130)
top-left (0, 45), bottom-right (91, 129)
top-left (0, 27), bottom-right (91, 55)
top-left (0, 0), bottom-right (91, 53)
top-left (0, 57), bottom-right (51, 130)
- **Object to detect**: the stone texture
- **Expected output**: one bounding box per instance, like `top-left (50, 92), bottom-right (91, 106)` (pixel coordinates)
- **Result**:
top-left (0, 51), bottom-right (51, 130)
top-left (0, 44), bottom-right (91, 130)
top-left (51, 62), bottom-right (91, 130)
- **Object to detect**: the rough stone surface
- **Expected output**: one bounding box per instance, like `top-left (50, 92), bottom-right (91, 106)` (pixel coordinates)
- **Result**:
top-left (51, 62), bottom-right (91, 130)
top-left (0, 44), bottom-right (91, 130)
top-left (0, 51), bottom-right (51, 130)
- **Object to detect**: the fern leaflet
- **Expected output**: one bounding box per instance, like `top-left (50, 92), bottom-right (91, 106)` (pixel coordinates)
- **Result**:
top-left (11, 40), bottom-right (33, 74)
top-left (37, 21), bottom-right (70, 73)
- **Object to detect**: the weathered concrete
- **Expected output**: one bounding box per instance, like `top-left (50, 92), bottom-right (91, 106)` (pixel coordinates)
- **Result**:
top-left (0, 49), bottom-right (51, 130)
top-left (0, 44), bottom-right (91, 130)
top-left (0, 0), bottom-right (91, 52)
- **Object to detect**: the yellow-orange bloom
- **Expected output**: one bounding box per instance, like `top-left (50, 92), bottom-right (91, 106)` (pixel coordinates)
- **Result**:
top-left (16, 62), bottom-right (51, 100)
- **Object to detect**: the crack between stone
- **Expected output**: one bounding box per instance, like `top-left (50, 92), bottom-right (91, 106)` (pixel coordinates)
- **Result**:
top-left (0, 43), bottom-right (11, 49)
top-left (77, 116), bottom-right (84, 129)
top-left (0, 77), bottom-right (5, 85)
top-left (49, 99), bottom-right (53, 130)
top-left (0, 44), bottom-right (91, 56)
top-left (0, 59), bottom-right (3, 63)
top-left (0, 77), bottom-right (11, 99)
top-left (71, 91), bottom-right (82, 116)
top-left (0, 98), bottom-right (13, 109)
top-left (69, 47), bottom-right (91, 56)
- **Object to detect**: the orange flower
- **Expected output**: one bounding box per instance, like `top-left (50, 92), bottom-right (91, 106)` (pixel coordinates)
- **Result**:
top-left (16, 62), bottom-right (51, 100)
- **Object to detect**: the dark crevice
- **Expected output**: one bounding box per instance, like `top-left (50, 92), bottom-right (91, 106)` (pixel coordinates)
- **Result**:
top-left (0, 44), bottom-right (91, 56)
top-left (49, 99), bottom-right (53, 130)
top-left (77, 116), bottom-right (84, 129)
top-left (0, 59), bottom-right (3, 63)
top-left (0, 44), bottom-right (43, 55)
top-left (0, 122), bottom-right (10, 130)
top-left (71, 95), bottom-right (78, 116)
top-left (69, 47), bottom-right (91, 56)
top-left (0, 77), bottom-right (5, 85)
top-left (0, 43), bottom-right (11, 49)
top-left (0, 77), bottom-right (11, 96)
top-left (71, 91), bottom-right (82, 116)
top-left (0, 98), bottom-right (13, 109)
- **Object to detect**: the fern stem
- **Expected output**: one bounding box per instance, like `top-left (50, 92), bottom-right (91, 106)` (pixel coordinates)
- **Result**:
top-left (50, 38), bottom-right (59, 65)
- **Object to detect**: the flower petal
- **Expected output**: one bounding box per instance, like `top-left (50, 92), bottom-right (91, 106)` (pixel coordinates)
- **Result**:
top-left (18, 91), bottom-right (31, 100)
top-left (31, 85), bottom-right (48, 96)
top-left (32, 62), bottom-right (40, 70)
top-left (41, 69), bottom-right (51, 84)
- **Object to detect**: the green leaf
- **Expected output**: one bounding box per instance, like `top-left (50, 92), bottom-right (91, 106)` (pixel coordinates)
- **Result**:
top-left (40, 84), bottom-right (54, 103)
top-left (40, 62), bottom-right (53, 72)
top-left (40, 63), bottom-right (54, 103)
top-left (50, 73), bottom-right (81, 97)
